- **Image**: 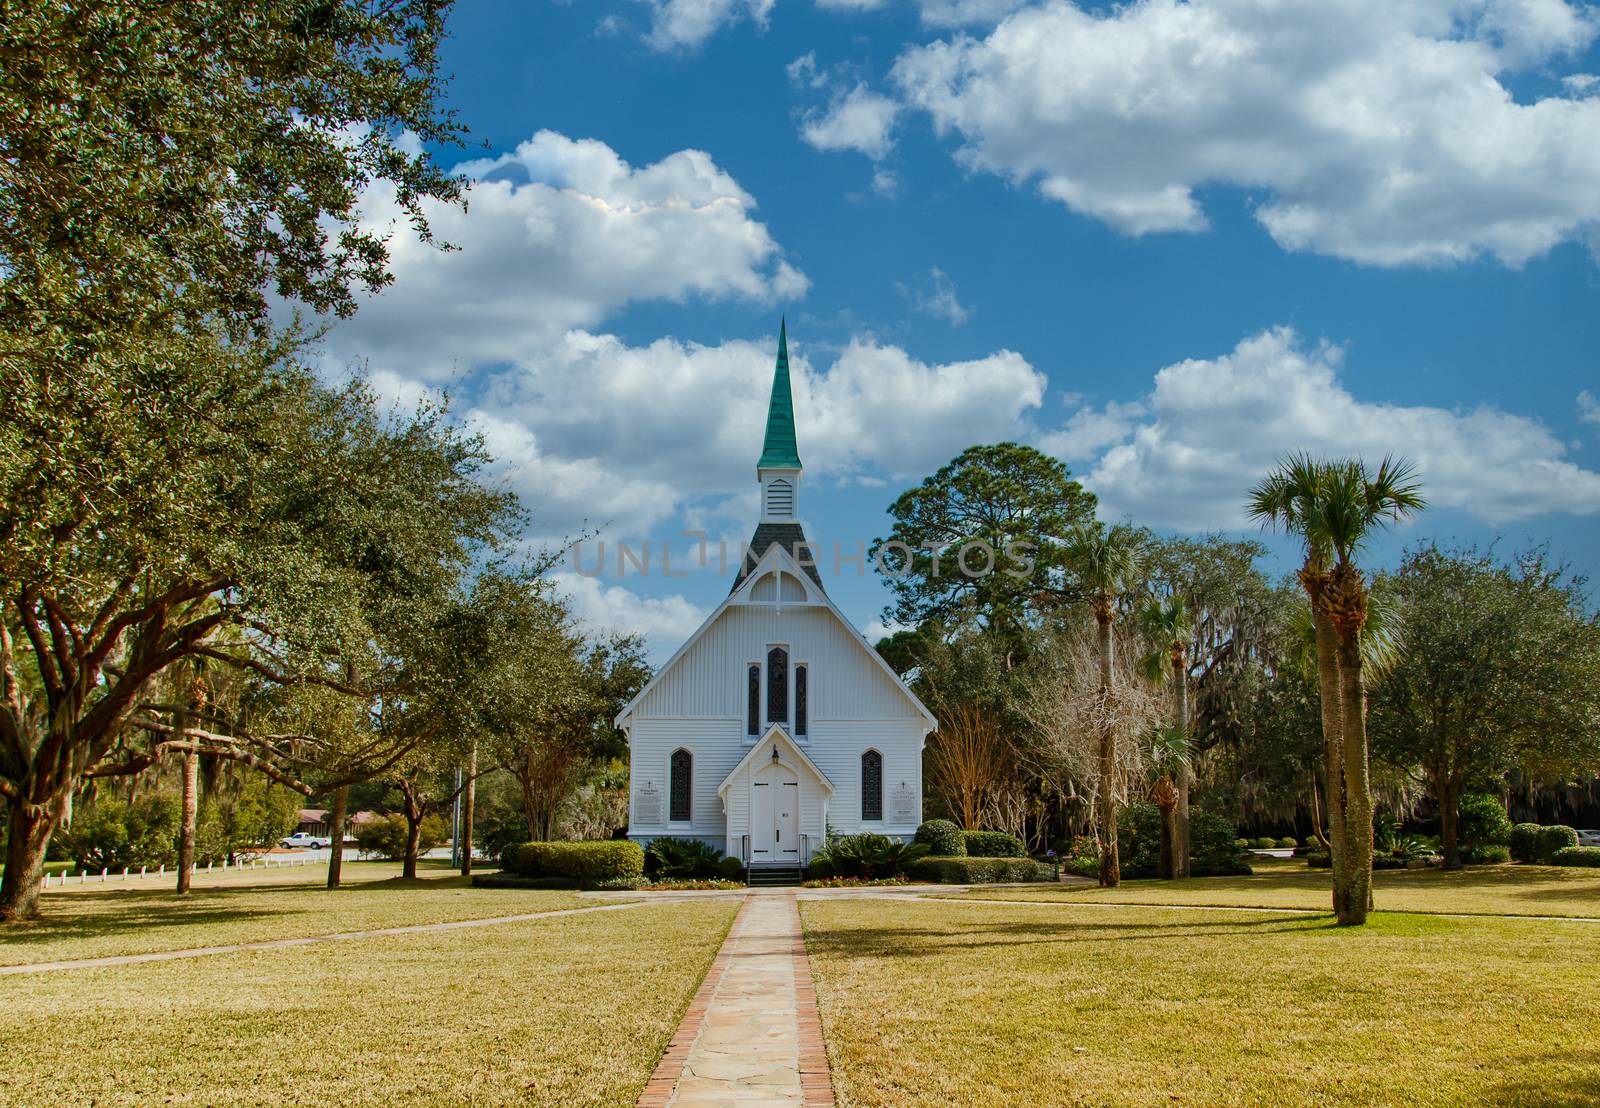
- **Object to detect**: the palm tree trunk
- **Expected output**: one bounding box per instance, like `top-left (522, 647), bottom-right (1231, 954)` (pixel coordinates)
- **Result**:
top-left (176, 748), bottom-right (199, 894)
top-left (1310, 602), bottom-right (1347, 917)
top-left (326, 784), bottom-right (348, 889)
top-left (1172, 653), bottom-right (1190, 879)
top-left (1336, 634), bottom-right (1373, 925)
top-left (1095, 610), bottom-right (1120, 888)
top-left (1158, 802), bottom-right (1176, 879)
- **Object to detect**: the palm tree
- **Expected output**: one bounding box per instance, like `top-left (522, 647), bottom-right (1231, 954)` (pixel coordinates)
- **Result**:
top-left (1247, 455), bottom-right (1349, 916)
top-left (1137, 594), bottom-right (1195, 877)
top-left (1065, 523), bottom-right (1146, 887)
top-left (1306, 457), bottom-right (1425, 924)
top-left (1141, 724), bottom-right (1191, 880)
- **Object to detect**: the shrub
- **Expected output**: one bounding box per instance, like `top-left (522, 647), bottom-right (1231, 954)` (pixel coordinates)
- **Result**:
top-left (1508, 823), bottom-right (1544, 863)
top-left (906, 856), bottom-right (1046, 884)
top-left (644, 837), bottom-right (724, 879)
top-left (1250, 837), bottom-right (1275, 849)
top-left (914, 819), bottom-right (966, 856)
top-left (500, 839), bottom-right (645, 882)
top-left (1276, 837), bottom-right (1298, 849)
top-left (1457, 793), bottom-right (1512, 849)
top-left (805, 856), bottom-right (836, 880)
top-left (56, 797), bottom-right (178, 872)
top-left (1233, 838), bottom-right (1250, 850)
top-left (1305, 852), bottom-right (1332, 868)
top-left (1462, 844), bottom-right (1511, 865)
top-left (1551, 845), bottom-right (1600, 867)
top-left (1189, 810), bottom-right (1252, 877)
top-left (481, 816), bottom-right (530, 863)
top-left (1372, 854), bottom-right (1408, 870)
top-left (1539, 825), bottom-right (1580, 862)
top-left (962, 830), bottom-right (1027, 858)
top-left (353, 813), bottom-right (448, 861)
top-left (816, 833), bottom-right (928, 879)
top-left (716, 856), bottom-right (746, 881)
top-left (1116, 801), bottom-right (1163, 878)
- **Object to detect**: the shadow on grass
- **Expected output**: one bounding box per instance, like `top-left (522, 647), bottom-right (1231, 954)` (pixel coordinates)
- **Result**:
top-left (807, 914), bottom-right (1326, 960)
top-left (1486, 1051), bottom-right (1600, 1106)
top-left (0, 872), bottom-right (474, 953)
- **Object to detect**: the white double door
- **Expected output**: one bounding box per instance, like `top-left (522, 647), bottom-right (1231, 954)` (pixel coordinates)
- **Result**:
top-left (751, 763), bottom-right (799, 861)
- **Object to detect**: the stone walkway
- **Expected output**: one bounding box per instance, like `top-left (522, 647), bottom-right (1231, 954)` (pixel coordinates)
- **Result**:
top-left (638, 893), bottom-right (834, 1107)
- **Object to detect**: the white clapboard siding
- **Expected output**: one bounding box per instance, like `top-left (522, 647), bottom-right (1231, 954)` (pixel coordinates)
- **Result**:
top-left (634, 605), bottom-right (920, 722)
top-left (808, 720), bottom-right (925, 835)
top-left (628, 718), bottom-right (743, 840)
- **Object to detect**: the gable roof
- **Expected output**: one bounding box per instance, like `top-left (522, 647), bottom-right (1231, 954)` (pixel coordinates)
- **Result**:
top-left (615, 542), bottom-right (937, 729)
top-left (717, 725), bottom-right (835, 797)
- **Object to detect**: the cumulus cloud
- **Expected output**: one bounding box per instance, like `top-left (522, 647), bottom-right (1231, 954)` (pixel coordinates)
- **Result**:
top-left (325, 131), bottom-right (805, 382)
top-left (639, 0), bottom-right (776, 50)
top-left (892, 0), bottom-right (1600, 266)
top-left (1580, 390), bottom-right (1600, 426)
top-left (466, 329), bottom-right (1046, 541)
top-left (895, 267), bottom-right (971, 324)
top-left (552, 573), bottom-right (710, 659)
top-left (1057, 328), bottom-right (1600, 528)
top-left (800, 84), bottom-right (902, 159)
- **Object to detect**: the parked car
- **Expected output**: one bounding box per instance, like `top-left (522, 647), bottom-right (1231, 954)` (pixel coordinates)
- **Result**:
top-left (280, 831), bottom-right (329, 850)
top-left (1576, 829), bottom-right (1600, 847)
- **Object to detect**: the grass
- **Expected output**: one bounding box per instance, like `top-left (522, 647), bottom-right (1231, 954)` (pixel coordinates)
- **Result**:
top-left (0, 864), bottom-right (592, 966)
top-left (0, 898), bottom-right (739, 1106)
top-left (801, 897), bottom-right (1600, 1107)
top-left (952, 857), bottom-right (1600, 918)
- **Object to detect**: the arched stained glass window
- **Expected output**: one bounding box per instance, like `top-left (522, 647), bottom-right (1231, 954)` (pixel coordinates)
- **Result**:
top-left (861, 750), bottom-right (882, 821)
top-left (794, 665), bottom-right (808, 737)
top-left (767, 647), bottom-right (788, 724)
top-left (670, 749), bottom-right (692, 822)
top-left (747, 664), bottom-right (761, 736)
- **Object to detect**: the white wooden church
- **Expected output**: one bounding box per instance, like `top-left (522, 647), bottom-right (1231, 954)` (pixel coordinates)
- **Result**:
top-left (616, 323), bottom-right (936, 871)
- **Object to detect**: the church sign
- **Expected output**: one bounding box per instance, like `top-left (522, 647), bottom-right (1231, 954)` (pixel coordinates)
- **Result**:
top-left (890, 781), bottom-right (917, 824)
top-left (636, 780), bottom-right (661, 826)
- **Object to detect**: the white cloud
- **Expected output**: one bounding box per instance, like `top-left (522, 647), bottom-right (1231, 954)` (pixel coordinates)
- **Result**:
top-left (639, 0), bottom-right (776, 50)
top-left (896, 267), bottom-right (971, 324)
top-left (552, 573), bottom-right (709, 659)
top-left (800, 84), bottom-right (902, 159)
top-left (871, 169), bottom-right (900, 197)
top-left (913, 0), bottom-right (1028, 27)
top-left (465, 329), bottom-right (1045, 542)
top-left (1564, 72), bottom-right (1600, 93)
top-left (1057, 328), bottom-right (1600, 528)
top-left (324, 131), bottom-right (805, 383)
top-left (892, 0), bottom-right (1600, 266)
top-left (1580, 390), bottom-right (1600, 426)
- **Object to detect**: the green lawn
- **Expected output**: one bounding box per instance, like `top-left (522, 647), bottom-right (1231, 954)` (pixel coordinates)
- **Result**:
top-left (952, 858), bottom-right (1600, 918)
top-left (1, 866), bottom-right (591, 966)
top-left (801, 896), bottom-right (1600, 1107)
top-left (1, 898), bottom-right (738, 1106)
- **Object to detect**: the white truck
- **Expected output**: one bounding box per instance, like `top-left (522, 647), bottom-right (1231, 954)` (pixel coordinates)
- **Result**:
top-left (279, 831), bottom-right (329, 850)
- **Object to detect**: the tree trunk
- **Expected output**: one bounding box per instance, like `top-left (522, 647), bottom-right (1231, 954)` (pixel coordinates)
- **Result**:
top-left (402, 789), bottom-right (423, 881)
top-left (176, 748), bottom-right (199, 894)
top-left (1310, 603), bottom-right (1347, 916)
top-left (1437, 772), bottom-right (1461, 871)
top-left (1309, 779), bottom-right (1330, 850)
top-left (0, 796), bottom-right (62, 922)
top-left (1158, 803), bottom-right (1176, 880)
top-left (519, 769), bottom-right (541, 843)
top-left (326, 784), bottom-right (349, 889)
top-left (1336, 635), bottom-right (1373, 925)
top-left (1095, 611), bottom-right (1120, 888)
top-left (460, 746), bottom-right (477, 877)
top-left (1172, 652), bottom-right (1190, 879)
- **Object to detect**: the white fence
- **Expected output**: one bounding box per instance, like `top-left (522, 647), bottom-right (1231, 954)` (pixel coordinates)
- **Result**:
top-left (41, 853), bottom-right (323, 891)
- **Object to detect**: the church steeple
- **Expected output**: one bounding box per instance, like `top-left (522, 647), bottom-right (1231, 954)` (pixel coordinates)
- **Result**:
top-left (758, 319), bottom-right (802, 471)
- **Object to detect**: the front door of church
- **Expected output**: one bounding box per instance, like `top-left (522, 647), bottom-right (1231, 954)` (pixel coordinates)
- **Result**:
top-left (751, 763), bottom-right (799, 861)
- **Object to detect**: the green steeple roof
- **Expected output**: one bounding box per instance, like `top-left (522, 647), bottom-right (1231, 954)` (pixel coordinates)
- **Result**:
top-left (758, 319), bottom-right (802, 470)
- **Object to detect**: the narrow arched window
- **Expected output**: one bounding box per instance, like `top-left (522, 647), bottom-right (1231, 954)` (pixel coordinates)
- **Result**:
top-left (794, 665), bottom-right (808, 736)
top-left (747, 664), bottom-right (761, 735)
top-left (861, 750), bottom-right (883, 821)
top-left (670, 749), bottom-right (692, 822)
top-left (767, 647), bottom-right (788, 724)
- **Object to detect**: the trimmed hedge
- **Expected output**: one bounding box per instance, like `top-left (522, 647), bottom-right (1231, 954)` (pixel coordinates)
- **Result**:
top-left (1508, 823), bottom-right (1544, 863)
top-left (1540, 825), bottom-right (1580, 860)
top-left (914, 819), bottom-right (966, 856)
top-left (906, 856), bottom-right (1046, 884)
top-left (1551, 845), bottom-right (1600, 867)
top-left (961, 830), bottom-right (1027, 858)
top-left (500, 840), bottom-right (644, 881)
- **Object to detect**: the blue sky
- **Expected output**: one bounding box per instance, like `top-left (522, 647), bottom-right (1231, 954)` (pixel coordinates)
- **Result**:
top-left (317, 0), bottom-right (1600, 657)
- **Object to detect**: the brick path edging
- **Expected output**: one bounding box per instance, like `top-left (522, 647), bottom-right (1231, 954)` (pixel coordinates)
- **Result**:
top-left (788, 896), bottom-right (838, 1107)
top-left (636, 897), bottom-right (753, 1107)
